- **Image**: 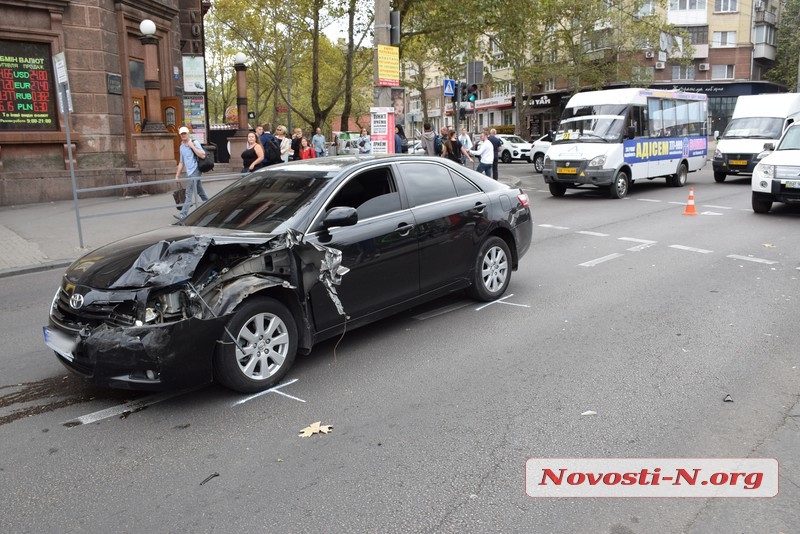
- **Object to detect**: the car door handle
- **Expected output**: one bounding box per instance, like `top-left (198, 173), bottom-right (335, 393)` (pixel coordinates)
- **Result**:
top-left (471, 202), bottom-right (487, 214)
top-left (394, 223), bottom-right (414, 236)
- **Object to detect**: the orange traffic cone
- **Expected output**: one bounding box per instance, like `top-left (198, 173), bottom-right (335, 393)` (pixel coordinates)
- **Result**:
top-left (683, 187), bottom-right (698, 216)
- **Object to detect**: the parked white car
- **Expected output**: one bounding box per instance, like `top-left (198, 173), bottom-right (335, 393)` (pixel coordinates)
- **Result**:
top-left (529, 133), bottom-right (553, 173)
top-left (751, 122), bottom-right (800, 213)
top-left (496, 134), bottom-right (532, 163)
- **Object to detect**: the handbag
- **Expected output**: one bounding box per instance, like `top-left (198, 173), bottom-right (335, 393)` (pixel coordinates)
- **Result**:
top-left (196, 150), bottom-right (214, 172)
top-left (172, 187), bottom-right (186, 210)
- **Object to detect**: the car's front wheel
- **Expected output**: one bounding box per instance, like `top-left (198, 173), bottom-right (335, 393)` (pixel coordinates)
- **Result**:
top-left (714, 171), bottom-right (727, 183)
top-left (214, 296), bottom-right (297, 393)
top-left (468, 236), bottom-right (511, 301)
top-left (501, 151), bottom-right (512, 163)
top-left (608, 170), bottom-right (630, 199)
top-left (752, 192), bottom-right (772, 214)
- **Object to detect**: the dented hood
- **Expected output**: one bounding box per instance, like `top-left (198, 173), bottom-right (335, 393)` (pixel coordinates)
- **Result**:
top-left (64, 226), bottom-right (275, 289)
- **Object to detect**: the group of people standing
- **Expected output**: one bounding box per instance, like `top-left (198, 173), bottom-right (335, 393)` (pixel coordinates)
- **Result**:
top-left (420, 123), bottom-right (501, 180)
top-left (240, 123), bottom-right (330, 173)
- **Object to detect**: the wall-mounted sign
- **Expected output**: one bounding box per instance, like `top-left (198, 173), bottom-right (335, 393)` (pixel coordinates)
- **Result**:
top-left (376, 45), bottom-right (399, 87)
top-left (106, 73), bottom-right (122, 95)
top-left (182, 56), bottom-right (205, 93)
top-left (0, 39), bottom-right (58, 131)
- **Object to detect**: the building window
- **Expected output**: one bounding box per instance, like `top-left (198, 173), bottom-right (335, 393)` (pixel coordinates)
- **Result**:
top-left (754, 25), bottom-right (776, 45)
top-left (685, 26), bottom-right (708, 45)
top-left (714, 0), bottom-right (737, 11)
top-left (633, 66), bottom-right (655, 83)
top-left (545, 79), bottom-right (556, 91)
top-left (672, 65), bottom-right (695, 80)
top-left (669, 0), bottom-right (707, 10)
top-left (712, 31), bottom-right (736, 47)
top-left (711, 64), bottom-right (734, 79)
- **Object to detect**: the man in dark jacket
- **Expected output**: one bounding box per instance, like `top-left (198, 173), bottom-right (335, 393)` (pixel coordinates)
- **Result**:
top-left (488, 128), bottom-right (502, 180)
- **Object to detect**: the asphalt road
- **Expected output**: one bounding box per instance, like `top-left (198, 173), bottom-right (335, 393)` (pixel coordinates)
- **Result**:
top-left (1, 162), bottom-right (798, 533)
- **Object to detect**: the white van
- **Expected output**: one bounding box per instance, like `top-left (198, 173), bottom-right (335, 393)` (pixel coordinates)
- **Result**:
top-left (712, 93), bottom-right (800, 183)
top-left (751, 122), bottom-right (800, 213)
top-left (542, 88), bottom-right (708, 199)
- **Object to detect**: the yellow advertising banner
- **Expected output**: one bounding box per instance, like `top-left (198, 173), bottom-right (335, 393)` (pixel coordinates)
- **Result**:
top-left (377, 45), bottom-right (400, 87)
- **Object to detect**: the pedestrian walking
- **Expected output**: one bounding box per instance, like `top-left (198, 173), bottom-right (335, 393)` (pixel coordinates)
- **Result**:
top-left (276, 125), bottom-right (292, 162)
top-left (488, 128), bottom-right (502, 180)
top-left (459, 127), bottom-right (473, 165)
top-left (358, 128), bottom-right (372, 154)
top-left (174, 126), bottom-right (209, 220)
top-left (311, 128), bottom-right (326, 157)
top-left (421, 123), bottom-right (436, 156)
top-left (291, 127), bottom-right (304, 161)
top-left (469, 131), bottom-right (494, 177)
top-left (443, 129), bottom-right (472, 165)
top-left (241, 131), bottom-right (265, 173)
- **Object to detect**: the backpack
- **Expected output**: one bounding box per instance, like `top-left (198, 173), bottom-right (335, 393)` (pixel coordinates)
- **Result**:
top-left (194, 141), bottom-right (214, 172)
top-left (264, 135), bottom-right (282, 164)
top-left (434, 135), bottom-right (443, 156)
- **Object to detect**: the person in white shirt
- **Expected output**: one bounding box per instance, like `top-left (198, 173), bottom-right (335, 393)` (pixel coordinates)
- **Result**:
top-left (458, 127), bottom-right (473, 165)
top-left (469, 131), bottom-right (494, 177)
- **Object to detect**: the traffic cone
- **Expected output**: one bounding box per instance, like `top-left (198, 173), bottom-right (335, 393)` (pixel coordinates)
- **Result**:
top-left (683, 187), bottom-right (698, 216)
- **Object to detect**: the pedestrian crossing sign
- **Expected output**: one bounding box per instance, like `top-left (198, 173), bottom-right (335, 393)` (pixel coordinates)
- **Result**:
top-left (443, 79), bottom-right (455, 97)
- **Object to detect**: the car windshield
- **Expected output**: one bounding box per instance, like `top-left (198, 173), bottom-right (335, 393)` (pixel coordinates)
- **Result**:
top-left (553, 115), bottom-right (626, 144)
top-left (776, 126), bottom-right (800, 151)
top-left (721, 117), bottom-right (784, 139)
top-left (503, 136), bottom-right (525, 143)
top-left (182, 170), bottom-right (332, 233)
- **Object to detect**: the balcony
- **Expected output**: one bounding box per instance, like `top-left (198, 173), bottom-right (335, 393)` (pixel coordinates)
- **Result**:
top-left (753, 43), bottom-right (776, 61)
top-left (755, 10), bottom-right (777, 24)
top-left (692, 44), bottom-right (709, 59)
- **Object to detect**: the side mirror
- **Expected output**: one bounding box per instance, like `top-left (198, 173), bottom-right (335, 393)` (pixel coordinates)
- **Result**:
top-left (627, 126), bottom-right (636, 140)
top-left (763, 142), bottom-right (775, 151)
top-left (323, 206), bottom-right (358, 228)
top-left (714, 130), bottom-right (720, 140)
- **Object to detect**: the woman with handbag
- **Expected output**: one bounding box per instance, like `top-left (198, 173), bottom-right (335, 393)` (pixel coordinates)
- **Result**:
top-left (357, 128), bottom-right (372, 154)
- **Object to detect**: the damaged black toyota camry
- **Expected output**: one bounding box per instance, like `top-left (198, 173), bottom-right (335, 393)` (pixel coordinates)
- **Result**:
top-left (44, 155), bottom-right (532, 393)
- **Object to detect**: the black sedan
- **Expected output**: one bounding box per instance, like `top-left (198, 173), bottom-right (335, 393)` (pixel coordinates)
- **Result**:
top-left (44, 156), bottom-right (533, 393)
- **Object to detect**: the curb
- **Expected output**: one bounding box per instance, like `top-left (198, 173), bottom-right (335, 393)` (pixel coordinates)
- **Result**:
top-left (0, 260), bottom-right (73, 280)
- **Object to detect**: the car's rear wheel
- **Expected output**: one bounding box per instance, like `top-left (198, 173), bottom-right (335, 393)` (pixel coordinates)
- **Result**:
top-left (669, 162), bottom-right (688, 187)
top-left (752, 192), bottom-right (772, 214)
top-left (534, 153), bottom-right (545, 173)
top-left (549, 182), bottom-right (567, 197)
top-left (214, 296), bottom-right (297, 393)
top-left (501, 151), bottom-right (512, 163)
top-left (468, 236), bottom-right (511, 301)
top-left (714, 171), bottom-right (727, 183)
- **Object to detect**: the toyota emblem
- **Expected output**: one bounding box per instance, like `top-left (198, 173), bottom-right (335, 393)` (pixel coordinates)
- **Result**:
top-left (69, 293), bottom-right (84, 309)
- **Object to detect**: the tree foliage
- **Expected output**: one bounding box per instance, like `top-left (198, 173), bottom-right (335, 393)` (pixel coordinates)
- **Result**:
top-left (766, 0), bottom-right (799, 91)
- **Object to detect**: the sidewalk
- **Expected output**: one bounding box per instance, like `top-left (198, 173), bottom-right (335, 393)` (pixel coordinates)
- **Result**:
top-left (0, 175), bottom-right (236, 278)
top-left (0, 169), bottom-right (522, 279)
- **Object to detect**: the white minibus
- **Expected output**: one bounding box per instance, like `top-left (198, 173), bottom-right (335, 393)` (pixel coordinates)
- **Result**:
top-left (543, 88), bottom-right (708, 198)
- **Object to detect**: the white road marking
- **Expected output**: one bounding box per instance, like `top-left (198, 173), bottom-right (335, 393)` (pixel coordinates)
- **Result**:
top-left (670, 245), bottom-right (714, 254)
top-left (727, 255), bottom-right (779, 265)
top-left (700, 211), bottom-right (724, 216)
top-left (63, 389), bottom-right (195, 427)
top-left (637, 198), bottom-right (662, 203)
top-left (702, 204), bottom-right (733, 210)
top-left (619, 237), bottom-right (657, 252)
top-left (538, 224), bottom-right (570, 230)
top-left (475, 294), bottom-right (531, 311)
top-left (579, 253), bottom-right (624, 267)
top-left (668, 201), bottom-right (686, 206)
top-left (233, 378), bottom-right (305, 406)
top-left (576, 231), bottom-right (609, 237)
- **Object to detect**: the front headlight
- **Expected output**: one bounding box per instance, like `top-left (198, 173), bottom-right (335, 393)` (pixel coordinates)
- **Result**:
top-left (754, 163), bottom-right (775, 181)
top-left (588, 155), bottom-right (606, 168)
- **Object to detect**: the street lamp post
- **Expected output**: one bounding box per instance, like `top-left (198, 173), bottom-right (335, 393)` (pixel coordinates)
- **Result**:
top-left (234, 52), bottom-right (249, 136)
top-left (139, 19), bottom-right (166, 133)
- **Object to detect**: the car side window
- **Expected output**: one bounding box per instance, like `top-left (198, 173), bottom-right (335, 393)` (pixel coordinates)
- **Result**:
top-left (326, 166), bottom-right (400, 219)
top-left (449, 170), bottom-right (481, 196)
top-left (399, 162), bottom-right (458, 207)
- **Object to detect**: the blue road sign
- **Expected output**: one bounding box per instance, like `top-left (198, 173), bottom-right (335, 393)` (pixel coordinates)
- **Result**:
top-left (443, 79), bottom-right (455, 97)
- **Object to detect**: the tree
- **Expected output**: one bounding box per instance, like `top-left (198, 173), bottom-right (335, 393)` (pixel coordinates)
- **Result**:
top-left (766, 0), bottom-right (799, 90)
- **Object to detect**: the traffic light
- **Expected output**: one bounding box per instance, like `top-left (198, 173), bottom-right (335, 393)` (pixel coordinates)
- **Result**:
top-left (452, 82), bottom-right (460, 103)
top-left (458, 107), bottom-right (466, 121)
top-left (467, 84), bottom-right (478, 103)
top-left (460, 83), bottom-right (468, 103)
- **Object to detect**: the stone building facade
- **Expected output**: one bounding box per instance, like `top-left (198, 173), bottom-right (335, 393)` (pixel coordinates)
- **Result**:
top-left (0, 0), bottom-right (208, 206)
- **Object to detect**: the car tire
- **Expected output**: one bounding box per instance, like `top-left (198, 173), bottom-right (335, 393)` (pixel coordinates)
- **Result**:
top-left (608, 170), bottom-right (629, 199)
top-left (213, 296), bottom-right (297, 393)
top-left (534, 153), bottom-right (545, 173)
top-left (549, 182), bottom-right (567, 197)
top-left (468, 236), bottom-right (512, 302)
top-left (501, 151), bottom-right (512, 163)
top-left (714, 171), bottom-right (727, 183)
top-left (669, 162), bottom-right (688, 187)
top-left (751, 192), bottom-right (772, 214)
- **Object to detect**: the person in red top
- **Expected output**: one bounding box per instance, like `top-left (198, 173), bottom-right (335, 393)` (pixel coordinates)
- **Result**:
top-left (298, 137), bottom-right (316, 160)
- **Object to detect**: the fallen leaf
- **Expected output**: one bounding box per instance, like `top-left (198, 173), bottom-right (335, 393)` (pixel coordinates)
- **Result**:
top-left (762, 243), bottom-right (775, 248)
top-left (299, 421), bottom-right (333, 437)
top-left (581, 410), bottom-right (597, 416)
